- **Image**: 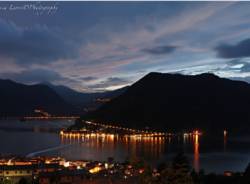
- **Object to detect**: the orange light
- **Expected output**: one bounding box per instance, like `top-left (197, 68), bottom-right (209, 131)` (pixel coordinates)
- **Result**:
top-left (89, 166), bottom-right (102, 173)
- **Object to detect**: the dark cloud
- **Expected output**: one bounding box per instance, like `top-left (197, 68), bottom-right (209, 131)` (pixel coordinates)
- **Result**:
top-left (88, 77), bottom-right (130, 90)
top-left (0, 19), bottom-right (79, 65)
top-left (0, 69), bottom-right (66, 84)
top-left (240, 63), bottom-right (250, 72)
top-left (80, 76), bottom-right (98, 81)
top-left (227, 59), bottom-right (242, 65)
top-left (106, 77), bottom-right (129, 83)
top-left (215, 38), bottom-right (250, 59)
top-left (142, 45), bottom-right (177, 55)
top-left (226, 59), bottom-right (250, 72)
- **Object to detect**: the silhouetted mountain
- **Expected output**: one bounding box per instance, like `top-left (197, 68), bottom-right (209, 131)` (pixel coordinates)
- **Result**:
top-left (43, 82), bottom-right (128, 110)
top-left (84, 72), bottom-right (250, 133)
top-left (0, 79), bottom-right (78, 117)
top-left (43, 82), bottom-right (96, 107)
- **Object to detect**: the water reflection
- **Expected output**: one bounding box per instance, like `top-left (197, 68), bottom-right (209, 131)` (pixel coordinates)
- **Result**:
top-left (193, 134), bottom-right (199, 172)
top-left (224, 130), bottom-right (227, 152)
top-left (59, 133), bottom-right (248, 173)
top-left (60, 133), bottom-right (202, 167)
top-left (60, 134), bottom-right (167, 161)
top-left (1, 120), bottom-right (250, 173)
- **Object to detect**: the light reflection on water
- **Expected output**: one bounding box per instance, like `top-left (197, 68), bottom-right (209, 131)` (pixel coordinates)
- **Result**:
top-left (1, 120), bottom-right (250, 173)
top-left (194, 134), bottom-right (199, 172)
top-left (60, 134), bottom-right (202, 170)
top-left (58, 133), bottom-right (238, 173)
top-left (60, 134), bottom-right (167, 161)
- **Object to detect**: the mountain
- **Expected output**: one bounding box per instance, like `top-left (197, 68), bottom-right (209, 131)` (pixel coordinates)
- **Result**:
top-left (43, 82), bottom-right (96, 107)
top-left (43, 82), bottom-right (128, 110)
top-left (83, 72), bottom-right (250, 133)
top-left (0, 79), bottom-right (78, 117)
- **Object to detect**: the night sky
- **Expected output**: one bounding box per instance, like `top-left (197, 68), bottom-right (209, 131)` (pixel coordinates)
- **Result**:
top-left (1, 2), bottom-right (250, 92)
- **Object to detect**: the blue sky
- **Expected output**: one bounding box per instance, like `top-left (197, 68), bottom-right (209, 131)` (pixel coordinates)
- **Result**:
top-left (1, 2), bottom-right (250, 92)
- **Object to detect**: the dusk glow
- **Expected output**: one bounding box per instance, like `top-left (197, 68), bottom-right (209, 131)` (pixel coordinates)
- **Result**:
top-left (2, 2), bottom-right (250, 183)
top-left (1, 2), bottom-right (250, 92)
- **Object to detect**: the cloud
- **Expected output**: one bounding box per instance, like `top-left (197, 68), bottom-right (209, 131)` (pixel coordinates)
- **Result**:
top-left (79, 76), bottom-right (98, 81)
top-left (0, 2), bottom-right (247, 92)
top-left (0, 19), bottom-right (79, 66)
top-left (88, 77), bottom-right (131, 91)
top-left (240, 63), bottom-right (250, 72)
top-left (225, 59), bottom-right (250, 72)
top-left (73, 2), bottom-right (234, 81)
top-left (215, 38), bottom-right (250, 59)
top-left (0, 69), bottom-right (66, 84)
top-left (142, 45), bottom-right (177, 55)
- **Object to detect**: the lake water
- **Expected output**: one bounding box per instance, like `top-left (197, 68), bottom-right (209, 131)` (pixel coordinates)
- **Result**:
top-left (0, 120), bottom-right (250, 173)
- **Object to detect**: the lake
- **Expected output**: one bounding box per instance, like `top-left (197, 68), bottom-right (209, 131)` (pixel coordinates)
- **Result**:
top-left (0, 120), bottom-right (250, 173)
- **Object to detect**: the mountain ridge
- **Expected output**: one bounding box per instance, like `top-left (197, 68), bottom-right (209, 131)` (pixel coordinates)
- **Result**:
top-left (42, 82), bottom-right (129, 109)
top-left (0, 78), bottom-right (128, 117)
top-left (83, 72), bottom-right (250, 133)
top-left (0, 79), bottom-right (78, 117)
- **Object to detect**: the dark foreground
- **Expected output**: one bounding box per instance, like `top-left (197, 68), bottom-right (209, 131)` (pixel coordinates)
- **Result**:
top-left (0, 153), bottom-right (250, 184)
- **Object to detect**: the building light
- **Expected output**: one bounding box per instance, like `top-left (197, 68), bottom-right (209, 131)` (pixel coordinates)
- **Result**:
top-left (89, 166), bottom-right (101, 174)
top-left (139, 169), bottom-right (144, 174)
top-left (77, 166), bottom-right (81, 170)
top-left (224, 130), bottom-right (227, 136)
top-left (63, 162), bottom-right (70, 167)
